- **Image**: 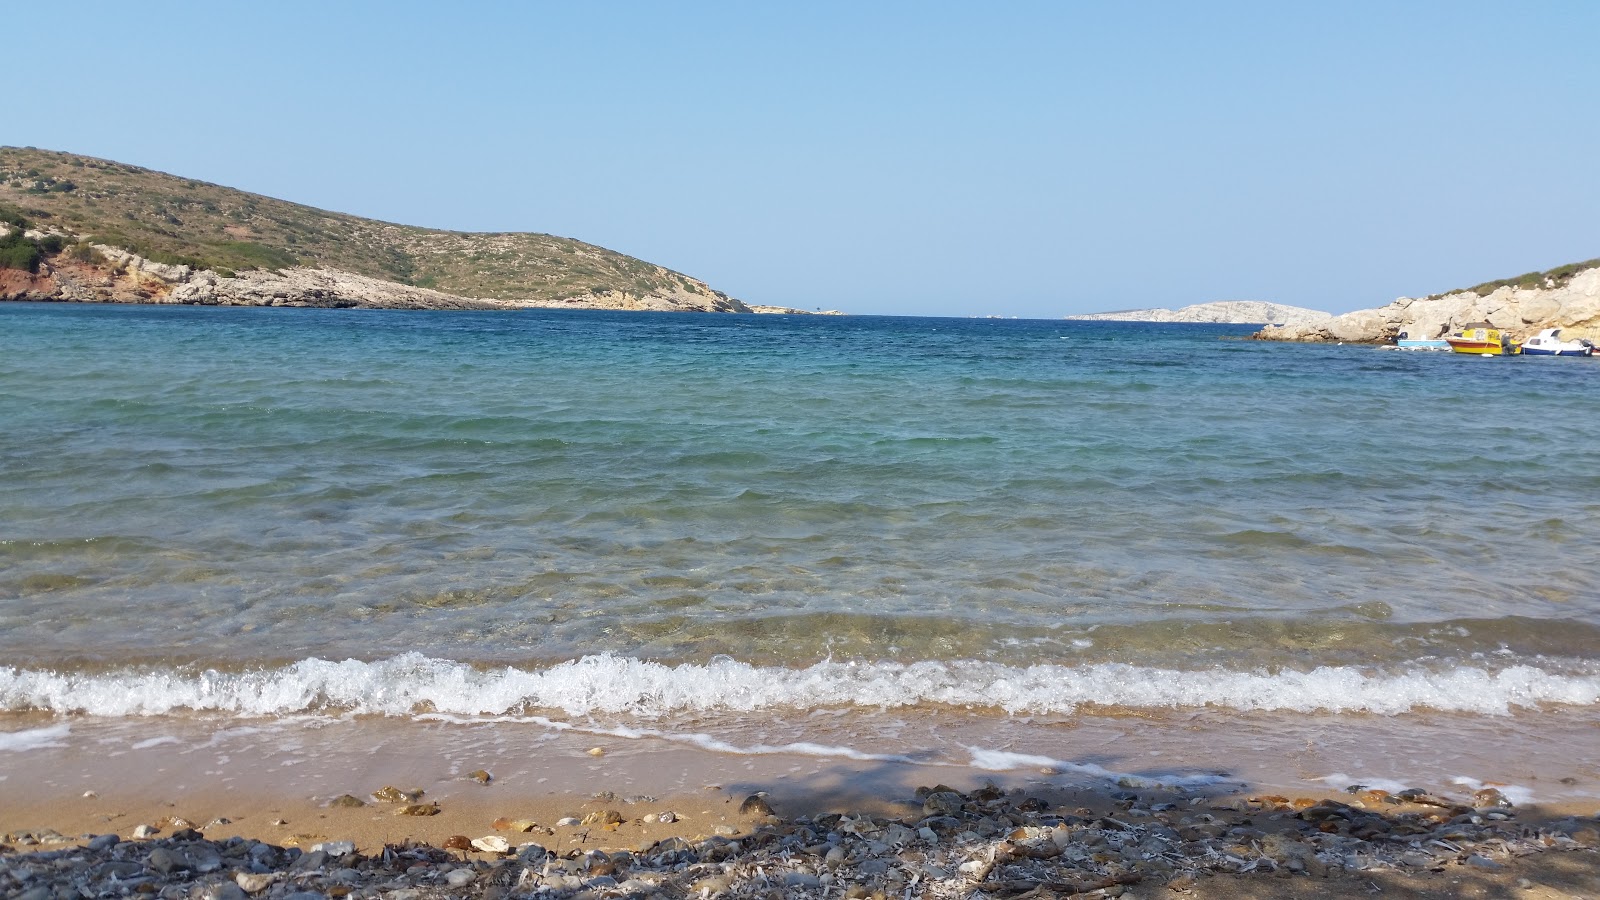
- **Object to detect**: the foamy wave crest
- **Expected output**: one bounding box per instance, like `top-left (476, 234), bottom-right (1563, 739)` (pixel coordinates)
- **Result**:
top-left (1, 654), bottom-right (1597, 718)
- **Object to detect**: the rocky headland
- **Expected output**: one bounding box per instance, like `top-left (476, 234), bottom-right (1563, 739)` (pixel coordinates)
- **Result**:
top-left (1065, 301), bottom-right (1332, 327)
top-left (1256, 263), bottom-right (1600, 345)
top-left (0, 148), bottom-right (791, 314)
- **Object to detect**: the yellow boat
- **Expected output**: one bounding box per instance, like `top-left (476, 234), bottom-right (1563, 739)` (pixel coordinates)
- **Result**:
top-left (1445, 323), bottom-right (1519, 356)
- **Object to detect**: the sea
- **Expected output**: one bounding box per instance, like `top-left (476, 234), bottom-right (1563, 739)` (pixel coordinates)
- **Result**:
top-left (3, 302), bottom-right (1599, 803)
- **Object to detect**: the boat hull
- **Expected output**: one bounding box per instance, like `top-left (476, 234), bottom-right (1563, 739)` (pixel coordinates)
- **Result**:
top-left (1521, 346), bottom-right (1593, 357)
top-left (1446, 339), bottom-right (1513, 355)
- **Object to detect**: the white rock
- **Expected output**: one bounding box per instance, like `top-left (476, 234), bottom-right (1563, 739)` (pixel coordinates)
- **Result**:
top-left (471, 835), bottom-right (511, 854)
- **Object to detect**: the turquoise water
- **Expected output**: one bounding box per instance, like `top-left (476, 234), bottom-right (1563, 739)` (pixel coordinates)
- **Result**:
top-left (2, 302), bottom-right (1599, 724)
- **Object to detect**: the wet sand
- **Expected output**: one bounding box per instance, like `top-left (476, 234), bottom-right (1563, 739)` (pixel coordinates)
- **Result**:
top-left (3, 714), bottom-right (1598, 898)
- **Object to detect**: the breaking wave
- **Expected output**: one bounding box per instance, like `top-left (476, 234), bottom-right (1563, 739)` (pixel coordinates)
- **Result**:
top-left (2, 653), bottom-right (1597, 719)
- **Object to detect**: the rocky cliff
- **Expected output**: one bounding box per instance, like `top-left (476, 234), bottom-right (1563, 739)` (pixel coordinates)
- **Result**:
top-left (1257, 265), bottom-right (1600, 344)
top-left (1065, 301), bottom-right (1332, 326)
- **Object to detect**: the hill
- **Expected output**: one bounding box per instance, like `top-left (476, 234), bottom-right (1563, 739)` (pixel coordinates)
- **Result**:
top-left (1065, 300), bottom-right (1331, 326)
top-left (0, 147), bottom-right (748, 312)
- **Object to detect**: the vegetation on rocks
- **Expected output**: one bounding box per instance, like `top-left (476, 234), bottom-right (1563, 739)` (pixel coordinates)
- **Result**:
top-left (0, 147), bottom-right (740, 309)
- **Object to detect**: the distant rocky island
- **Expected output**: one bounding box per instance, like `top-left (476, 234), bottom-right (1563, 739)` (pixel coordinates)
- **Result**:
top-left (1256, 260), bottom-right (1600, 345)
top-left (0, 147), bottom-right (830, 314)
top-left (1066, 300), bottom-right (1332, 326)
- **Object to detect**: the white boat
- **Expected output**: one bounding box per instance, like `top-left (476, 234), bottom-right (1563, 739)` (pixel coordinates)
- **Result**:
top-left (1519, 328), bottom-right (1594, 357)
top-left (1394, 328), bottom-right (1450, 351)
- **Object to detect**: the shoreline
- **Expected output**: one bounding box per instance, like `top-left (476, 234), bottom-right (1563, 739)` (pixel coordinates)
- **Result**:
top-left (4, 716), bottom-right (1598, 898)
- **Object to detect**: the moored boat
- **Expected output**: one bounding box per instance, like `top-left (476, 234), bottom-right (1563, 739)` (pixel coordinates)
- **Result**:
top-left (1446, 323), bottom-right (1518, 356)
top-left (1518, 328), bottom-right (1594, 357)
top-left (1395, 328), bottom-right (1451, 351)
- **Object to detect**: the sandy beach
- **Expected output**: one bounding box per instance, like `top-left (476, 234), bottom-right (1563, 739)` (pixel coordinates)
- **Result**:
top-left (4, 714), bottom-right (1597, 899)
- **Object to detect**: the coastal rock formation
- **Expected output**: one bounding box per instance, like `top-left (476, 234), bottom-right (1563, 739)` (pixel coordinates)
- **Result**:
top-left (1066, 301), bottom-right (1332, 326)
top-left (0, 147), bottom-right (755, 313)
top-left (0, 230), bottom-right (754, 313)
top-left (1257, 266), bottom-right (1600, 344)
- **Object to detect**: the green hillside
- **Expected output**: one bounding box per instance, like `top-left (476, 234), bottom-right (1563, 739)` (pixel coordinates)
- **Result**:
top-left (0, 147), bottom-right (728, 304)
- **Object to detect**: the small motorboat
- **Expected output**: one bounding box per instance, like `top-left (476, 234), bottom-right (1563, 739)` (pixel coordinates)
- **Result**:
top-left (1446, 324), bottom-right (1519, 356)
top-left (1395, 328), bottom-right (1450, 351)
top-left (1518, 328), bottom-right (1594, 357)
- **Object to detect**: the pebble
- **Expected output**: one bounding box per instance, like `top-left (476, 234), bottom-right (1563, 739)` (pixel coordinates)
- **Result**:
top-left (235, 872), bottom-right (279, 893)
top-left (555, 817), bottom-right (581, 826)
top-left (311, 841), bottom-right (356, 857)
top-left (445, 868), bottom-right (476, 887)
top-left (131, 824), bottom-right (159, 839)
top-left (371, 786), bottom-right (423, 803)
top-left (471, 835), bottom-right (511, 854)
top-left (587, 746), bottom-right (606, 757)
top-left (468, 769), bottom-right (493, 784)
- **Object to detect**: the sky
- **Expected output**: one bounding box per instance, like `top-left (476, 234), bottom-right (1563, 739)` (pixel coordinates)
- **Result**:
top-left (7, 1), bottom-right (1598, 317)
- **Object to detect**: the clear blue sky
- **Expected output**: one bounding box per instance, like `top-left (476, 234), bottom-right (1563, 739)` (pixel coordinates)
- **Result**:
top-left (8, 1), bottom-right (1598, 316)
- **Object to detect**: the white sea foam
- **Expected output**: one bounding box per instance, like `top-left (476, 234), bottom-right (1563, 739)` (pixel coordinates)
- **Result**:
top-left (968, 748), bottom-right (1227, 789)
top-left (1, 654), bottom-right (1597, 719)
top-left (0, 722), bottom-right (71, 752)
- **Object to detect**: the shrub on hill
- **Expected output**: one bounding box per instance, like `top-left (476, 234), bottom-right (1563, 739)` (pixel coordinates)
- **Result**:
top-left (0, 229), bottom-right (43, 273)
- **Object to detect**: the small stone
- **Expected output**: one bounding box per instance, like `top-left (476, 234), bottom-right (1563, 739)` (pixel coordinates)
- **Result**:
top-left (396, 802), bottom-right (441, 817)
top-left (147, 847), bottom-right (187, 874)
top-left (1472, 787), bottom-right (1512, 809)
top-left (1465, 854), bottom-right (1503, 870)
top-left (235, 872), bottom-right (279, 894)
top-left (785, 872), bottom-right (822, 887)
top-left (87, 833), bottom-right (119, 851)
top-left (472, 835), bottom-right (511, 854)
top-left (658, 811), bottom-right (678, 824)
top-left (198, 884), bottom-right (248, 900)
top-left (445, 868), bottom-right (477, 887)
top-left (132, 823), bottom-right (159, 839)
top-left (556, 817), bottom-right (581, 826)
top-left (311, 840), bottom-right (356, 856)
top-left (372, 785), bottom-right (423, 803)
top-left (738, 794), bottom-right (773, 816)
top-left (443, 834), bottom-right (474, 852)
top-left (712, 824), bottom-right (738, 836)
top-left (82, 790), bottom-right (98, 798)
top-left (188, 844), bottom-right (224, 873)
top-left (587, 747), bottom-right (606, 757)
top-left (581, 809), bottom-right (624, 826)
top-left (327, 794), bottom-right (366, 808)
top-left (468, 769), bottom-right (493, 784)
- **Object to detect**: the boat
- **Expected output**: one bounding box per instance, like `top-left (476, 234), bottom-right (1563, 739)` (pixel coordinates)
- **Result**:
top-left (1518, 328), bottom-right (1594, 357)
top-left (1394, 328), bottom-right (1451, 351)
top-left (1446, 323), bottom-right (1519, 356)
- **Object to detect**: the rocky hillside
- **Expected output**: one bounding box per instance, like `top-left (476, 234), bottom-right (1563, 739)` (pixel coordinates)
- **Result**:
top-left (0, 147), bottom-right (750, 312)
top-left (1065, 300), bottom-right (1331, 326)
top-left (1257, 260), bottom-right (1600, 344)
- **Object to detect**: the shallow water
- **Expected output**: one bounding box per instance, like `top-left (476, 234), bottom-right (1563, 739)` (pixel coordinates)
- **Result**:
top-left (2, 303), bottom-right (1598, 793)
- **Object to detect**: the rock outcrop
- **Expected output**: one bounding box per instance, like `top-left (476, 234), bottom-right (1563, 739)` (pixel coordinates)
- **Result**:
top-left (1257, 266), bottom-right (1600, 344)
top-left (1066, 301), bottom-right (1332, 326)
top-left (1, 235), bottom-right (755, 313)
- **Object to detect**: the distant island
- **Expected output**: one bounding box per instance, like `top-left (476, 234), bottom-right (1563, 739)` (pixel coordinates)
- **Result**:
top-left (0, 147), bottom-right (829, 314)
top-left (1065, 300), bottom-right (1332, 326)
